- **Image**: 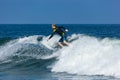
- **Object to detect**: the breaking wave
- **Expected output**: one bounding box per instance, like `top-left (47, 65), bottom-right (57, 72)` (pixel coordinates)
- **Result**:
top-left (0, 34), bottom-right (120, 78)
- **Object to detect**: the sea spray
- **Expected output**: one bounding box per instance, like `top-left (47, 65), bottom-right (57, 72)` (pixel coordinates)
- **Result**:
top-left (51, 34), bottom-right (120, 77)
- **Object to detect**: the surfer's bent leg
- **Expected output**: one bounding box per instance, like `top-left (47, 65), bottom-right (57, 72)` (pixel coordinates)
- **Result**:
top-left (58, 37), bottom-right (64, 47)
top-left (63, 35), bottom-right (69, 46)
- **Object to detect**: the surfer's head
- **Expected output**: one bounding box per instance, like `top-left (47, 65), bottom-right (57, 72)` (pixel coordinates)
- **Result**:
top-left (52, 24), bottom-right (57, 29)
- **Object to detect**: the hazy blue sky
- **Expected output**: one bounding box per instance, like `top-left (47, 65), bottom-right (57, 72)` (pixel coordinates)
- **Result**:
top-left (0, 0), bottom-right (120, 24)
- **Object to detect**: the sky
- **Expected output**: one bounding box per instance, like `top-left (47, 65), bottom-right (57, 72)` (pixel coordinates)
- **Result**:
top-left (0, 0), bottom-right (120, 24)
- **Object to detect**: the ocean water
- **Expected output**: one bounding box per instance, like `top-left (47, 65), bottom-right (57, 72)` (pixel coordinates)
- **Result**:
top-left (0, 24), bottom-right (120, 80)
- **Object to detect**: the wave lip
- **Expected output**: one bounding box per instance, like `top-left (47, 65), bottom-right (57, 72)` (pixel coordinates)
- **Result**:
top-left (0, 35), bottom-right (56, 73)
top-left (0, 35), bottom-right (53, 62)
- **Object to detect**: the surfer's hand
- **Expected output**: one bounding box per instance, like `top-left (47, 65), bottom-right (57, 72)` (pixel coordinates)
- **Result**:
top-left (65, 29), bottom-right (68, 32)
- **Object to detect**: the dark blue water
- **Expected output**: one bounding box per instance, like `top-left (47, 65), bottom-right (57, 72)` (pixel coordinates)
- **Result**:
top-left (0, 24), bottom-right (120, 38)
top-left (0, 24), bottom-right (120, 80)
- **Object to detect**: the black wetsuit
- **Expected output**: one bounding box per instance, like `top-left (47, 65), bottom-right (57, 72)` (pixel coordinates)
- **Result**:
top-left (49, 27), bottom-right (67, 42)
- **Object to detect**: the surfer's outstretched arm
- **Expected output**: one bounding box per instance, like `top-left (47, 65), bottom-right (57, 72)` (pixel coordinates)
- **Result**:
top-left (48, 32), bottom-right (55, 40)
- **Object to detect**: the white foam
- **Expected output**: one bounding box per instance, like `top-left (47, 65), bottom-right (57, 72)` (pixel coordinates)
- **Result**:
top-left (0, 35), bottom-right (60, 61)
top-left (51, 34), bottom-right (120, 78)
top-left (0, 35), bottom-right (40, 61)
top-left (0, 34), bottom-right (120, 78)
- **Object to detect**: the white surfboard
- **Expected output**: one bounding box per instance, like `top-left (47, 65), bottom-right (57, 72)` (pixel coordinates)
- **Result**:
top-left (41, 35), bottom-right (61, 50)
top-left (41, 34), bottom-right (79, 50)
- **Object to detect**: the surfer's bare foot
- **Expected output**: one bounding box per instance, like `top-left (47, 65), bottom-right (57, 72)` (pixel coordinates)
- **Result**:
top-left (64, 41), bottom-right (69, 46)
top-left (58, 42), bottom-right (64, 48)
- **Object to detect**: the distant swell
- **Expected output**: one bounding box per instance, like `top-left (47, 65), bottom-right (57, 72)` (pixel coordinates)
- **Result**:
top-left (0, 34), bottom-right (120, 78)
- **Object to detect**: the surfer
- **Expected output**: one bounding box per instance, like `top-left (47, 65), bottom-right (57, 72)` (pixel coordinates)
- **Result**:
top-left (48, 24), bottom-right (69, 47)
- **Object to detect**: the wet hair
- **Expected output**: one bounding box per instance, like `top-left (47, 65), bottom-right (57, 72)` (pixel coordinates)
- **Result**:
top-left (52, 24), bottom-right (57, 27)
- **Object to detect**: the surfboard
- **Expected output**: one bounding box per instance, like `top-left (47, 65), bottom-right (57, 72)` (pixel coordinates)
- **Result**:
top-left (38, 35), bottom-right (79, 50)
top-left (39, 35), bottom-right (61, 50)
top-left (51, 35), bottom-right (79, 49)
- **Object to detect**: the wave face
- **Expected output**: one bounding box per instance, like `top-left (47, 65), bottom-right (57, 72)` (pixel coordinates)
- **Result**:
top-left (0, 34), bottom-right (120, 78)
top-left (0, 35), bottom-right (55, 73)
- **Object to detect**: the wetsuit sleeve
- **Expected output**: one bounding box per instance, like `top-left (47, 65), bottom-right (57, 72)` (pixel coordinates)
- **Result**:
top-left (48, 32), bottom-right (55, 40)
